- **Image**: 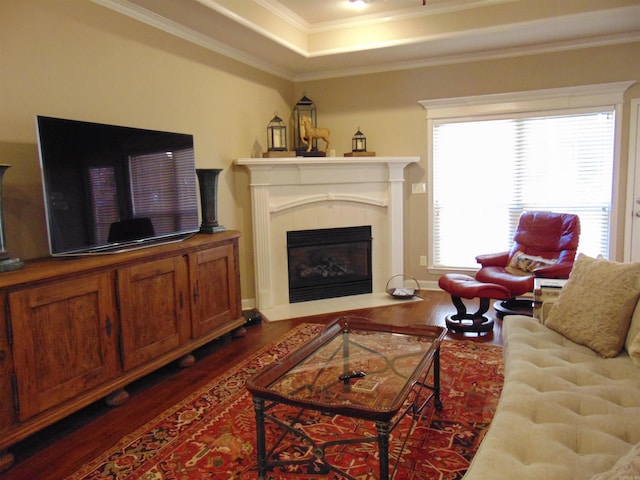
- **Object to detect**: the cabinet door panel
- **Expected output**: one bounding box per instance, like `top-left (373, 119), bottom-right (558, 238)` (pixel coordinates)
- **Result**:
top-left (117, 256), bottom-right (190, 370)
top-left (190, 243), bottom-right (239, 338)
top-left (10, 273), bottom-right (119, 421)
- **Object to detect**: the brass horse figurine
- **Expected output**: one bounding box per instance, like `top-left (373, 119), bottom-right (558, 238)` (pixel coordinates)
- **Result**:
top-left (300, 116), bottom-right (330, 153)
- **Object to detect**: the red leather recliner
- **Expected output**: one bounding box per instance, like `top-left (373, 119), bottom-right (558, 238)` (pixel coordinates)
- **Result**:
top-left (475, 211), bottom-right (580, 313)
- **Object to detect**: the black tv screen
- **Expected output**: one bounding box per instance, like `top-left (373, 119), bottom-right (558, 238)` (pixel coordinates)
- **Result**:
top-left (36, 116), bottom-right (200, 256)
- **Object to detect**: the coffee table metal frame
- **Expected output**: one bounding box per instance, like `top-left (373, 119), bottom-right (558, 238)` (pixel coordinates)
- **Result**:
top-left (246, 317), bottom-right (446, 479)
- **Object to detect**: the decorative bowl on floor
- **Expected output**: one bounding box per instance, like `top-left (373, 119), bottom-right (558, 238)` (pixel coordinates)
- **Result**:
top-left (386, 275), bottom-right (420, 299)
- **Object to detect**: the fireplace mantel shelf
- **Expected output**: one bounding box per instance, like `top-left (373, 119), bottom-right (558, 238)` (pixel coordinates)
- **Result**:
top-left (237, 157), bottom-right (418, 188)
top-left (236, 156), bottom-right (418, 166)
top-left (236, 156), bottom-right (419, 310)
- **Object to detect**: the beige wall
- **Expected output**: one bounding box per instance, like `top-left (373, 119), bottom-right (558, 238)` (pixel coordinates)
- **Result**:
top-left (1, 0), bottom-right (293, 300)
top-left (2, 1), bottom-right (640, 304)
top-left (296, 43), bottom-right (640, 284)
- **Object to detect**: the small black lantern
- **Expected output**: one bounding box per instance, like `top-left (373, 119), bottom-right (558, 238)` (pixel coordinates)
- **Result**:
top-left (267, 112), bottom-right (287, 151)
top-left (293, 93), bottom-right (318, 155)
top-left (352, 127), bottom-right (367, 152)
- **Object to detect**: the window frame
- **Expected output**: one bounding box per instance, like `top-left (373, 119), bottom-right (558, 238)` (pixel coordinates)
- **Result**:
top-left (419, 81), bottom-right (634, 275)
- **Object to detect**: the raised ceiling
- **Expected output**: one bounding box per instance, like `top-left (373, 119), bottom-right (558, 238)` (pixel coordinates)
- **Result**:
top-left (93, 0), bottom-right (640, 81)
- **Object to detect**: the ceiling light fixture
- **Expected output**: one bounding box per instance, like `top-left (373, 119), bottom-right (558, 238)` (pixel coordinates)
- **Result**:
top-left (349, 0), bottom-right (367, 9)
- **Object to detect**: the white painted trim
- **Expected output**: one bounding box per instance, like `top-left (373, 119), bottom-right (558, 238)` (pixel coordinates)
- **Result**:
top-left (309, 0), bottom-right (516, 33)
top-left (610, 100), bottom-right (627, 260)
top-left (294, 32), bottom-right (640, 82)
top-left (420, 82), bottom-right (636, 265)
top-left (236, 156), bottom-right (418, 310)
top-left (271, 194), bottom-right (387, 214)
top-left (624, 99), bottom-right (640, 262)
top-left (208, 0), bottom-right (516, 35)
top-left (420, 82), bottom-right (636, 118)
top-left (195, 0), bottom-right (309, 56)
top-left (92, 0), bottom-right (640, 82)
top-left (91, 0), bottom-right (297, 80)
top-left (250, 0), bottom-right (310, 31)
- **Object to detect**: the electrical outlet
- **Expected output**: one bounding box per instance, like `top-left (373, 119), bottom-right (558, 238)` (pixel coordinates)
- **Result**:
top-left (419, 255), bottom-right (427, 266)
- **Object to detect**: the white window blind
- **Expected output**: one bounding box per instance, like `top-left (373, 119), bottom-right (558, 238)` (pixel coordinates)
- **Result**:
top-left (129, 148), bottom-right (198, 234)
top-left (432, 110), bottom-right (615, 270)
top-left (88, 166), bottom-right (119, 244)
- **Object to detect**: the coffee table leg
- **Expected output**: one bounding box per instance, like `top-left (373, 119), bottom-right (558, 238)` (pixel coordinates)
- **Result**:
top-left (252, 397), bottom-right (268, 479)
top-left (376, 420), bottom-right (390, 480)
top-left (434, 347), bottom-right (442, 410)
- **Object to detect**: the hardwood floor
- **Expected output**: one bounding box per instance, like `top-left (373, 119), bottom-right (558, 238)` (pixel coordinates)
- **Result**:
top-left (0, 290), bottom-right (502, 480)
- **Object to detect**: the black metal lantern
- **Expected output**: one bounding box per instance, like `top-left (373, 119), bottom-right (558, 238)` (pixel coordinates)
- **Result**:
top-left (352, 127), bottom-right (367, 152)
top-left (293, 93), bottom-right (317, 155)
top-left (267, 112), bottom-right (287, 151)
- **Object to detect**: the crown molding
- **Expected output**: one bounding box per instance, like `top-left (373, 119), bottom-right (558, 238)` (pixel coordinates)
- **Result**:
top-left (92, 0), bottom-right (298, 80)
top-left (306, 0), bottom-right (517, 33)
top-left (294, 30), bottom-right (640, 82)
top-left (92, 0), bottom-right (640, 82)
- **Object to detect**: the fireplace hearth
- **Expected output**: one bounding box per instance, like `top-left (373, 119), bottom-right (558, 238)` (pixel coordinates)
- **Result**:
top-left (287, 226), bottom-right (372, 303)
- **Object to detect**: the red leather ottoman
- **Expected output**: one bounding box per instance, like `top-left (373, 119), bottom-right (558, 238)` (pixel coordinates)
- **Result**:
top-left (438, 273), bottom-right (511, 333)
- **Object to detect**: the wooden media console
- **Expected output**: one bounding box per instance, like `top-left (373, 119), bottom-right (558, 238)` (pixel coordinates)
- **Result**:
top-left (0, 231), bottom-right (245, 471)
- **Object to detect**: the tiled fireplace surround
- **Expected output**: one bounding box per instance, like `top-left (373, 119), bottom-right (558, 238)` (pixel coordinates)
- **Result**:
top-left (236, 157), bottom-right (418, 312)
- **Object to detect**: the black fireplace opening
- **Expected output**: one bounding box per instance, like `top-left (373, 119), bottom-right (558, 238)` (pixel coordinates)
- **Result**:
top-left (287, 226), bottom-right (372, 303)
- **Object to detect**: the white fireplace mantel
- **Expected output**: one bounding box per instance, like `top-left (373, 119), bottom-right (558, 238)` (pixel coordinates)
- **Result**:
top-left (236, 156), bottom-right (419, 310)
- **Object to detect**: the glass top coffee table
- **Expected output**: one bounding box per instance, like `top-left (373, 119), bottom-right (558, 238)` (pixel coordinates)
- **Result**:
top-left (247, 316), bottom-right (447, 479)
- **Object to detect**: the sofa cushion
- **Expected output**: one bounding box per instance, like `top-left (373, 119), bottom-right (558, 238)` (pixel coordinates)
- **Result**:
top-left (463, 316), bottom-right (640, 480)
top-left (591, 441), bottom-right (640, 480)
top-left (544, 254), bottom-right (640, 357)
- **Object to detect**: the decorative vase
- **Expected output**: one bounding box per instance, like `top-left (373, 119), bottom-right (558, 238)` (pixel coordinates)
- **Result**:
top-left (196, 168), bottom-right (226, 234)
top-left (0, 165), bottom-right (24, 272)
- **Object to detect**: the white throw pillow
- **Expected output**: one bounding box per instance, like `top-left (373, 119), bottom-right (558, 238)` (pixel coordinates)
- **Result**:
top-left (505, 250), bottom-right (558, 275)
top-left (591, 441), bottom-right (640, 480)
top-left (545, 254), bottom-right (640, 358)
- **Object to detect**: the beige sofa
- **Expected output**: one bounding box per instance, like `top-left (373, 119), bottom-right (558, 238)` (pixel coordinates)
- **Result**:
top-left (463, 254), bottom-right (640, 480)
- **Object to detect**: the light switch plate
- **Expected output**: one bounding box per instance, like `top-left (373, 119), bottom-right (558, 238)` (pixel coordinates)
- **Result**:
top-left (412, 183), bottom-right (426, 194)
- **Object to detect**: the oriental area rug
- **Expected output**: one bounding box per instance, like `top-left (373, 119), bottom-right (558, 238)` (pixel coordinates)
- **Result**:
top-left (68, 324), bottom-right (504, 480)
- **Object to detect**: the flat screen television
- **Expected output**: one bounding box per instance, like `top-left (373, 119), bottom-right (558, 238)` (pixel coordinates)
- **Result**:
top-left (36, 116), bottom-right (200, 256)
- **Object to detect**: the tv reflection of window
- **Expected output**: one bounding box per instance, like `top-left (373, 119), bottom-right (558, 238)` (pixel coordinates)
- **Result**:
top-left (88, 166), bottom-right (119, 244)
top-left (130, 148), bottom-right (196, 235)
top-left (88, 148), bottom-right (197, 245)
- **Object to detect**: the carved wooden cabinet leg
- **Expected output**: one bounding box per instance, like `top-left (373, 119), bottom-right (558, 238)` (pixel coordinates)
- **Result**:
top-left (178, 353), bottom-right (195, 368)
top-left (105, 389), bottom-right (130, 407)
top-left (232, 326), bottom-right (247, 338)
top-left (0, 450), bottom-right (15, 473)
